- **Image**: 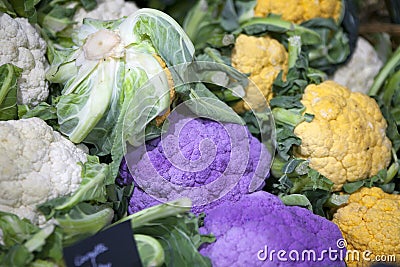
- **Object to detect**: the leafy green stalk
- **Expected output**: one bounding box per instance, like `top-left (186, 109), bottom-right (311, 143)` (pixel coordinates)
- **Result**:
top-left (272, 107), bottom-right (305, 127)
top-left (24, 225), bottom-right (55, 253)
top-left (114, 198), bottom-right (192, 228)
top-left (382, 69), bottom-right (400, 107)
top-left (369, 46), bottom-right (400, 96)
top-left (300, 18), bottom-right (350, 74)
top-left (134, 234), bottom-right (165, 267)
top-left (384, 159), bottom-right (399, 184)
top-left (183, 0), bottom-right (256, 49)
top-left (288, 36), bottom-right (301, 69)
top-left (279, 194), bottom-right (313, 211)
top-left (55, 204), bottom-right (114, 246)
top-left (182, 0), bottom-right (212, 43)
top-left (56, 155), bottom-right (111, 211)
top-left (0, 64), bottom-right (22, 121)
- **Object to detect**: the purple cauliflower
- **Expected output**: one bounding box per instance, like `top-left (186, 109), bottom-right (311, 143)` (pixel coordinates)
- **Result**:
top-left (199, 191), bottom-right (347, 267)
top-left (119, 114), bottom-right (272, 215)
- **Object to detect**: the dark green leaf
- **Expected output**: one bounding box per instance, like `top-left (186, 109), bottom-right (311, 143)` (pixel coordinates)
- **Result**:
top-left (269, 95), bottom-right (303, 109)
top-left (240, 16), bottom-right (321, 45)
top-left (220, 0), bottom-right (240, 31)
top-left (79, 0), bottom-right (96, 11)
top-left (342, 180), bottom-right (364, 194)
top-left (106, 183), bottom-right (134, 222)
top-left (301, 18), bottom-right (350, 74)
top-left (302, 189), bottom-right (331, 217)
top-left (280, 194), bottom-right (313, 211)
top-left (0, 0), bottom-right (16, 16)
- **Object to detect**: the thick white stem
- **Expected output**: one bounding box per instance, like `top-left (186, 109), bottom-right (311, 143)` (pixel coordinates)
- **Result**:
top-left (83, 29), bottom-right (122, 60)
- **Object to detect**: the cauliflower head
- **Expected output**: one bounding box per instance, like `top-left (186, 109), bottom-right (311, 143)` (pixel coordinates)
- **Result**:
top-left (293, 81), bottom-right (392, 191)
top-left (231, 34), bottom-right (288, 111)
top-left (0, 118), bottom-right (87, 225)
top-left (119, 114), bottom-right (272, 215)
top-left (0, 13), bottom-right (49, 106)
top-left (332, 187), bottom-right (400, 267)
top-left (254, 0), bottom-right (342, 24)
top-left (199, 191), bottom-right (346, 267)
top-left (73, 0), bottom-right (139, 25)
top-left (332, 37), bottom-right (383, 94)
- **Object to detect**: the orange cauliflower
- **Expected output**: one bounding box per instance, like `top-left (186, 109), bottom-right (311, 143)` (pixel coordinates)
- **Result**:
top-left (254, 0), bottom-right (342, 24)
top-left (293, 81), bottom-right (392, 191)
top-left (332, 187), bottom-right (400, 267)
top-left (231, 34), bottom-right (288, 111)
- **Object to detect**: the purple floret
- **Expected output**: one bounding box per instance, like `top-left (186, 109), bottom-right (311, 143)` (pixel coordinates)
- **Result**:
top-left (117, 158), bottom-right (134, 186)
top-left (199, 191), bottom-right (347, 267)
top-left (120, 114), bottom-right (272, 215)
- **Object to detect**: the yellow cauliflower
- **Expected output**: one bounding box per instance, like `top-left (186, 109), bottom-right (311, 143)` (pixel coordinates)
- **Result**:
top-left (293, 81), bottom-right (392, 191)
top-left (231, 34), bottom-right (288, 111)
top-left (254, 0), bottom-right (342, 24)
top-left (332, 187), bottom-right (400, 267)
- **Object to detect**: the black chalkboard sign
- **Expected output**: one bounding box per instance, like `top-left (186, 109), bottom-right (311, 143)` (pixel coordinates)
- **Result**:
top-left (63, 220), bottom-right (143, 267)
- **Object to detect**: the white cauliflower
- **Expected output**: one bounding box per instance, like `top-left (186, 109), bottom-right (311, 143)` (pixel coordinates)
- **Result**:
top-left (0, 118), bottom-right (87, 226)
top-left (73, 0), bottom-right (139, 25)
top-left (0, 12), bottom-right (49, 106)
top-left (332, 37), bottom-right (383, 94)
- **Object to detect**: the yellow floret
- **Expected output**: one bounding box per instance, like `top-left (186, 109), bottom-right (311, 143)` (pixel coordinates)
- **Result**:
top-left (231, 34), bottom-right (288, 111)
top-left (254, 0), bottom-right (342, 24)
top-left (332, 187), bottom-right (400, 267)
top-left (293, 81), bottom-right (392, 191)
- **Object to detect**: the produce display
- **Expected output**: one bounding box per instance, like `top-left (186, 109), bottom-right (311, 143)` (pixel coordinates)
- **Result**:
top-left (0, 0), bottom-right (399, 266)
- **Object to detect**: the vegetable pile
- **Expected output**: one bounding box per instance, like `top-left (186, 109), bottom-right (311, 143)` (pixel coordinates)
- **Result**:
top-left (0, 0), bottom-right (399, 266)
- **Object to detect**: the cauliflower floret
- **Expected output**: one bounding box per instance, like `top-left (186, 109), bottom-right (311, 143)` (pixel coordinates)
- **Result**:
top-left (332, 187), bottom-right (400, 267)
top-left (254, 0), bottom-right (342, 24)
top-left (0, 118), bottom-right (87, 226)
top-left (119, 113), bottom-right (272, 215)
top-left (332, 37), bottom-right (383, 93)
top-left (199, 191), bottom-right (346, 267)
top-left (231, 34), bottom-right (288, 111)
top-left (73, 0), bottom-right (139, 25)
top-left (293, 81), bottom-right (392, 190)
top-left (0, 13), bottom-right (49, 106)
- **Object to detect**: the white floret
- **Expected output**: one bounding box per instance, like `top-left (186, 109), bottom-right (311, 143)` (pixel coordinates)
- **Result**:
top-left (73, 0), bottom-right (139, 25)
top-left (0, 118), bottom-right (87, 226)
top-left (332, 37), bottom-right (383, 94)
top-left (0, 13), bottom-right (49, 106)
